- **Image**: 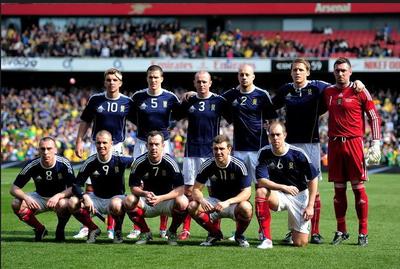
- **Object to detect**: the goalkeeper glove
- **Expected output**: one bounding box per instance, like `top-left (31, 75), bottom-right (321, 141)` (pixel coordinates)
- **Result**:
top-left (366, 140), bottom-right (381, 166)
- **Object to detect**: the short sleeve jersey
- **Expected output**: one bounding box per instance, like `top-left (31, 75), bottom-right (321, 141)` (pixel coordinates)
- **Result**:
top-left (273, 80), bottom-right (330, 143)
top-left (196, 156), bottom-right (251, 201)
top-left (222, 86), bottom-right (277, 151)
top-left (76, 154), bottom-right (133, 198)
top-left (13, 156), bottom-right (75, 197)
top-left (129, 153), bottom-right (184, 195)
top-left (177, 93), bottom-right (228, 157)
top-left (131, 89), bottom-right (180, 141)
top-left (80, 92), bottom-right (133, 143)
top-left (256, 144), bottom-right (318, 192)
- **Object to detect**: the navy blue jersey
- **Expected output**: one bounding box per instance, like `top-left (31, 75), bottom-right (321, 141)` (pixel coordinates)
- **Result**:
top-left (222, 86), bottom-right (277, 151)
top-left (13, 156), bottom-right (75, 197)
top-left (131, 89), bottom-right (180, 141)
top-left (129, 153), bottom-right (183, 195)
top-left (272, 80), bottom-right (330, 143)
top-left (176, 93), bottom-right (229, 157)
top-left (255, 144), bottom-right (318, 192)
top-left (75, 154), bottom-right (133, 199)
top-left (196, 156), bottom-right (251, 201)
top-left (80, 92), bottom-right (133, 144)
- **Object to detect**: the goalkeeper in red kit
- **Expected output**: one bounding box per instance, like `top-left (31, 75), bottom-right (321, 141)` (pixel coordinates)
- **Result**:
top-left (321, 57), bottom-right (381, 247)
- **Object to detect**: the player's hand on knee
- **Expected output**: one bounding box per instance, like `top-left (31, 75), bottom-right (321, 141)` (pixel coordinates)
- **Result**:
top-left (283, 185), bottom-right (299, 196)
top-left (46, 194), bottom-right (61, 209)
top-left (24, 196), bottom-right (40, 210)
top-left (303, 206), bottom-right (314, 221)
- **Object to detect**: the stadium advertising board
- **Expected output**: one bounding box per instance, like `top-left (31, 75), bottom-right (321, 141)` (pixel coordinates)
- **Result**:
top-left (328, 58), bottom-right (400, 72)
top-left (3, 57), bottom-right (400, 73)
top-left (1, 58), bottom-right (271, 73)
top-left (272, 59), bottom-right (328, 73)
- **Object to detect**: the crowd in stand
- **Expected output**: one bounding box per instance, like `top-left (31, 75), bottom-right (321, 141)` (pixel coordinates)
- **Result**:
top-left (2, 86), bottom-right (399, 167)
top-left (1, 20), bottom-right (397, 59)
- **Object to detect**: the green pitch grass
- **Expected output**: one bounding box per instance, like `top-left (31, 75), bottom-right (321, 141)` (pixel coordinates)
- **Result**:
top-left (1, 168), bottom-right (399, 268)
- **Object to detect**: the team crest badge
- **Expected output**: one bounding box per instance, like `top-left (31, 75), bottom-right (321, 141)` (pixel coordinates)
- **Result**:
top-left (35, 176), bottom-right (43, 182)
top-left (121, 105), bottom-right (125, 112)
top-left (58, 173), bottom-right (62, 179)
top-left (210, 175), bottom-right (218, 181)
top-left (308, 89), bottom-right (312, 95)
top-left (115, 166), bottom-right (119, 173)
top-left (252, 98), bottom-right (257, 105)
top-left (92, 171), bottom-right (100, 177)
top-left (97, 105), bottom-right (105, 113)
top-left (162, 170), bottom-right (166, 176)
top-left (211, 104), bottom-right (215, 111)
top-left (230, 173), bottom-right (235, 179)
top-left (163, 101), bottom-right (168, 108)
top-left (232, 100), bottom-right (239, 106)
top-left (289, 162), bottom-right (294, 169)
top-left (189, 106), bottom-right (195, 112)
top-left (337, 93), bottom-right (343, 105)
top-left (143, 172), bottom-right (149, 179)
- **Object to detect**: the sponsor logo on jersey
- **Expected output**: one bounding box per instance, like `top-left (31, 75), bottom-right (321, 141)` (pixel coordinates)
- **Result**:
top-left (139, 103), bottom-right (147, 110)
top-left (189, 106), bottom-right (195, 112)
top-left (35, 176), bottom-right (43, 182)
top-left (232, 99), bottom-right (239, 106)
top-left (92, 170), bottom-right (100, 177)
top-left (210, 175), bottom-right (218, 181)
top-left (97, 105), bottom-right (105, 113)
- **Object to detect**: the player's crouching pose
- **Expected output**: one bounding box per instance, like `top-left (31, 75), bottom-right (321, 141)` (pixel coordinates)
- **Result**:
top-left (255, 122), bottom-right (318, 249)
top-left (69, 130), bottom-right (133, 243)
top-left (123, 131), bottom-right (188, 246)
top-left (10, 136), bottom-right (75, 242)
top-left (188, 135), bottom-right (253, 247)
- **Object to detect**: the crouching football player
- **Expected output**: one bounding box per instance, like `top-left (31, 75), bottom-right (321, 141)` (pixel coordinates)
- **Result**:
top-left (188, 134), bottom-right (253, 247)
top-left (69, 130), bottom-right (133, 243)
top-left (10, 136), bottom-right (75, 242)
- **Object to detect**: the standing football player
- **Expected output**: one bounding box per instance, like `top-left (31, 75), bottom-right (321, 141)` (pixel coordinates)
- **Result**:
top-left (321, 57), bottom-right (381, 247)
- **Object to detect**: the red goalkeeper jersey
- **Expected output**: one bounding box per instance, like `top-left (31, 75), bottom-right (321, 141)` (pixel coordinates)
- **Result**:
top-left (322, 83), bottom-right (381, 140)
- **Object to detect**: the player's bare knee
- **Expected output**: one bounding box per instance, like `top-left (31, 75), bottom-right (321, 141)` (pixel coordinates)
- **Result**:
top-left (68, 196), bottom-right (81, 213)
top-left (57, 198), bottom-right (68, 209)
top-left (256, 187), bottom-right (269, 198)
top-left (123, 194), bottom-right (138, 210)
top-left (11, 198), bottom-right (22, 212)
top-left (237, 201), bottom-right (253, 219)
top-left (175, 195), bottom-right (189, 211)
top-left (293, 239), bottom-right (308, 247)
top-left (110, 198), bottom-right (123, 214)
top-left (188, 200), bottom-right (199, 216)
